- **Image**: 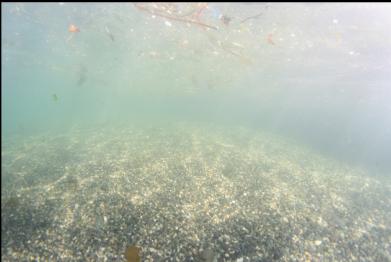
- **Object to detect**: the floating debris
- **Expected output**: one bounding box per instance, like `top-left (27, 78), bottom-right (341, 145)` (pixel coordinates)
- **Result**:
top-left (134, 3), bottom-right (218, 30)
top-left (267, 33), bottom-right (276, 45)
top-left (52, 94), bottom-right (59, 102)
top-left (219, 15), bottom-right (232, 26)
top-left (104, 25), bottom-right (115, 42)
top-left (240, 11), bottom-right (264, 24)
top-left (68, 24), bottom-right (80, 33)
top-left (66, 24), bottom-right (80, 42)
top-left (77, 65), bottom-right (87, 86)
top-left (240, 4), bottom-right (268, 24)
top-left (125, 246), bottom-right (141, 262)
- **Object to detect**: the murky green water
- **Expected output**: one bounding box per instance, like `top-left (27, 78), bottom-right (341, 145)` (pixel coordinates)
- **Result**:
top-left (2, 3), bottom-right (391, 261)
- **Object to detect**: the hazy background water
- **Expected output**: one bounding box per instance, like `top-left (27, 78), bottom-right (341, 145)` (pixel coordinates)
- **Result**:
top-left (2, 2), bottom-right (391, 174)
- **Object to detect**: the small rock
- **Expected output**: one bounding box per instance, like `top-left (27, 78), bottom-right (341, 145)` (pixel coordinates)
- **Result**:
top-left (200, 248), bottom-right (216, 262)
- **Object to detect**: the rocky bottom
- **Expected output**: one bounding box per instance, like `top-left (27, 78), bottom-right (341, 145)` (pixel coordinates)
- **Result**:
top-left (1, 123), bottom-right (390, 261)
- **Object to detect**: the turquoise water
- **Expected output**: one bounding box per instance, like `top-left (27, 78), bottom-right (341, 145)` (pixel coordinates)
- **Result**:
top-left (2, 3), bottom-right (391, 261)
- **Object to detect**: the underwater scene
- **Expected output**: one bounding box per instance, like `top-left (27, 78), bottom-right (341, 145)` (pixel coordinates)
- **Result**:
top-left (1, 3), bottom-right (391, 261)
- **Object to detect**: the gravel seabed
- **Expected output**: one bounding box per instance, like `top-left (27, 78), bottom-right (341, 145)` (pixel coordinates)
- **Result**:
top-left (2, 123), bottom-right (391, 261)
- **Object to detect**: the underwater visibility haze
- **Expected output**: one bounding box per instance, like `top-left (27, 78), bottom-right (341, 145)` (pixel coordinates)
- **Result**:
top-left (2, 3), bottom-right (391, 261)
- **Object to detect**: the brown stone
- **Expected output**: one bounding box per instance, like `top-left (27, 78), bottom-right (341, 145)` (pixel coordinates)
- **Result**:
top-left (125, 246), bottom-right (141, 262)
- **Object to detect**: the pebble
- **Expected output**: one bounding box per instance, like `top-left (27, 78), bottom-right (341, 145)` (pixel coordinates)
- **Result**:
top-left (315, 240), bottom-right (322, 246)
